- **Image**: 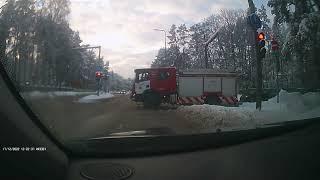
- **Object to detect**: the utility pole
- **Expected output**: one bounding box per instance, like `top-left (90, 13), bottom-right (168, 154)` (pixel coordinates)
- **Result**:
top-left (204, 28), bottom-right (221, 69)
top-left (248, 0), bottom-right (263, 110)
top-left (153, 29), bottom-right (167, 62)
top-left (72, 46), bottom-right (101, 61)
top-left (276, 53), bottom-right (280, 103)
top-left (271, 38), bottom-right (280, 103)
top-left (164, 31), bottom-right (167, 61)
top-left (73, 46), bottom-right (102, 94)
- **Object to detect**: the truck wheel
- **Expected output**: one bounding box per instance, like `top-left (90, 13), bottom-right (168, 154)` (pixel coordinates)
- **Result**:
top-left (143, 92), bottom-right (161, 108)
top-left (206, 96), bottom-right (220, 105)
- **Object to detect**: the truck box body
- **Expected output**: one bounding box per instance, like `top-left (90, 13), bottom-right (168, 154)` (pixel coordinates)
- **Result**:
top-left (178, 77), bottom-right (203, 97)
top-left (177, 70), bottom-right (238, 105)
top-left (178, 70), bottom-right (238, 97)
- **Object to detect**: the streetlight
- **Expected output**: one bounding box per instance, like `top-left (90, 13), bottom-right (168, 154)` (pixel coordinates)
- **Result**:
top-left (0, 1), bottom-right (8, 10)
top-left (153, 28), bottom-right (167, 61)
top-left (72, 46), bottom-right (101, 62)
top-left (72, 46), bottom-right (102, 95)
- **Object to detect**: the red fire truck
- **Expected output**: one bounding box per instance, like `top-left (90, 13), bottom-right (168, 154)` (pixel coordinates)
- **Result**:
top-left (130, 67), bottom-right (239, 107)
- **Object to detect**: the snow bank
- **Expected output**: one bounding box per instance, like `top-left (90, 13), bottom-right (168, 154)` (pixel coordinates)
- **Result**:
top-left (177, 90), bottom-right (320, 132)
top-left (178, 105), bottom-right (256, 131)
top-left (21, 91), bottom-right (94, 99)
top-left (258, 90), bottom-right (320, 114)
top-left (77, 93), bottom-right (114, 103)
top-left (237, 94), bottom-right (242, 101)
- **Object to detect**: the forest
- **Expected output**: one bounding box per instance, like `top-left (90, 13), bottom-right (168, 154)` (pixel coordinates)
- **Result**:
top-left (0, 0), bottom-right (132, 91)
top-left (0, 0), bottom-right (319, 92)
top-left (152, 0), bottom-right (320, 90)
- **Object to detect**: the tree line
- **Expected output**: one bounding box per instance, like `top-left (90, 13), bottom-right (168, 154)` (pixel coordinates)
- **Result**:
top-left (0, 0), bottom-right (131, 91)
top-left (152, 1), bottom-right (320, 90)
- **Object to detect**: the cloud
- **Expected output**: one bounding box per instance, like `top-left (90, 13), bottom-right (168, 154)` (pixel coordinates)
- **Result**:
top-left (70, 0), bottom-right (248, 78)
top-left (103, 48), bottom-right (157, 78)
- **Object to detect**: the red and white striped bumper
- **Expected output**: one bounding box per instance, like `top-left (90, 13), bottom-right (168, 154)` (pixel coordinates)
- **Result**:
top-left (178, 95), bottom-right (238, 106)
top-left (218, 96), bottom-right (239, 106)
top-left (178, 96), bottom-right (204, 105)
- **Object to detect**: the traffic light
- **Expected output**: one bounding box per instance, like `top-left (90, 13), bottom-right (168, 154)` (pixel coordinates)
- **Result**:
top-left (95, 71), bottom-right (103, 79)
top-left (257, 31), bottom-right (266, 59)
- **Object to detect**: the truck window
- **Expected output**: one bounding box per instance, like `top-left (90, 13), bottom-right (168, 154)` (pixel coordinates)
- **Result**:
top-left (137, 72), bottom-right (150, 82)
top-left (159, 71), bottom-right (170, 80)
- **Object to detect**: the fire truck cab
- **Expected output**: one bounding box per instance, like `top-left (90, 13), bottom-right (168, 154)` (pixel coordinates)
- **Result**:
top-left (131, 67), bottom-right (177, 107)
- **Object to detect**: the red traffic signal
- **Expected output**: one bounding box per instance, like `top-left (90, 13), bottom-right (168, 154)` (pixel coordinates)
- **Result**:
top-left (257, 31), bottom-right (266, 59)
top-left (258, 32), bottom-right (265, 41)
top-left (95, 71), bottom-right (103, 78)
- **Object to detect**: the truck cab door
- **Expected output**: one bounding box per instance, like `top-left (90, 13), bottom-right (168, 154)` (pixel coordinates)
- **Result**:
top-left (135, 72), bottom-right (150, 95)
top-left (151, 70), bottom-right (176, 95)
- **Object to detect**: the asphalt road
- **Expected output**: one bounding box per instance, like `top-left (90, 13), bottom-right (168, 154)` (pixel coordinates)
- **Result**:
top-left (24, 94), bottom-right (198, 142)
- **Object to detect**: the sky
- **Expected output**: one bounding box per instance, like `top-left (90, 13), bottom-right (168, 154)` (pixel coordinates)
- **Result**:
top-left (69, 0), bottom-right (266, 78)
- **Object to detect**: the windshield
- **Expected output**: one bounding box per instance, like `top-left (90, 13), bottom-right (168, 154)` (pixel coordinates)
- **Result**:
top-left (0, 0), bottom-right (320, 149)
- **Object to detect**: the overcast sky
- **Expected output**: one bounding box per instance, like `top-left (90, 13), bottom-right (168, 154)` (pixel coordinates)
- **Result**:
top-left (69, 0), bottom-right (253, 78)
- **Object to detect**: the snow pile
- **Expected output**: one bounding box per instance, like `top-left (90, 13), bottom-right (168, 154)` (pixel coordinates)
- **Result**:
top-left (77, 92), bottom-right (114, 103)
top-left (51, 91), bottom-right (93, 96)
top-left (237, 94), bottom-right (242, 101)
top-left (22, 91), bottom-right (50, 99)
top-left (178, 105), bottom-right (256, 131)
top-left (302, 92), bottom-right (320, 109)
top-left (21, 91), bottom-right (94, 99)
top-left (258, 90), bottom-right (320, 114)
top-left (177, 90), bottom-right (320, 132)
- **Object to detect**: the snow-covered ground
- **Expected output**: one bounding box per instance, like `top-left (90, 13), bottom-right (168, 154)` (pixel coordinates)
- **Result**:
top-left (21, 91), bottom-right (95, 99)
top-left (77, 92), bottom-right (114, 103)
top-left (177, 90), bottom-right (320, 132)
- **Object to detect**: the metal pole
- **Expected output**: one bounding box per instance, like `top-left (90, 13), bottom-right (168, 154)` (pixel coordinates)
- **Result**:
top-left (248, 0), bottom-right (262, 111)
top-left (98, 46), bottom-right (105, 94)
top-left (256, 44), bottom-right (263, 110)
top-left (203, 34), bottom-right (206, 68)
top-left (203, 28), bottom-right (221, 69)
top-left (276, 52), bottom-right (280, 103)
top-left (164, 31), bottom-right (167, 62)
top-left (72, 46), bottom-right (103, 94)
top-left (97, 79), bottom-right (100, 96)
top-left (205, 45), bottom-right (208, 68)
top-left (153, 29), bottom-right (167, 62)
top-left (98, 46), bottom-right (101, 61)
top-left (277, 73), bottom-right (279, 103)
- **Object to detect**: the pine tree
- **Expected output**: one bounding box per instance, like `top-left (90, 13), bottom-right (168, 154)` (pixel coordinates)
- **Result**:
top-left (268, 0), bottom-right (320, 89)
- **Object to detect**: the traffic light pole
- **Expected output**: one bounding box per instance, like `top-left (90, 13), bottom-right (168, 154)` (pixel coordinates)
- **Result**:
top-left (72, 46), bottom-right (101, 64)
top-left (271, 38), bottom-right (281, 103)
top-left (73, 46), bottom-right (102, 96)
top-left (248, 0), bottom-right (263, 110)
top-left (256, 45), bottom-right (263, 110)
top-left (275, 51), bottom-right (280, 103)
top-left (97, 79), bottom-right (100, 96)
